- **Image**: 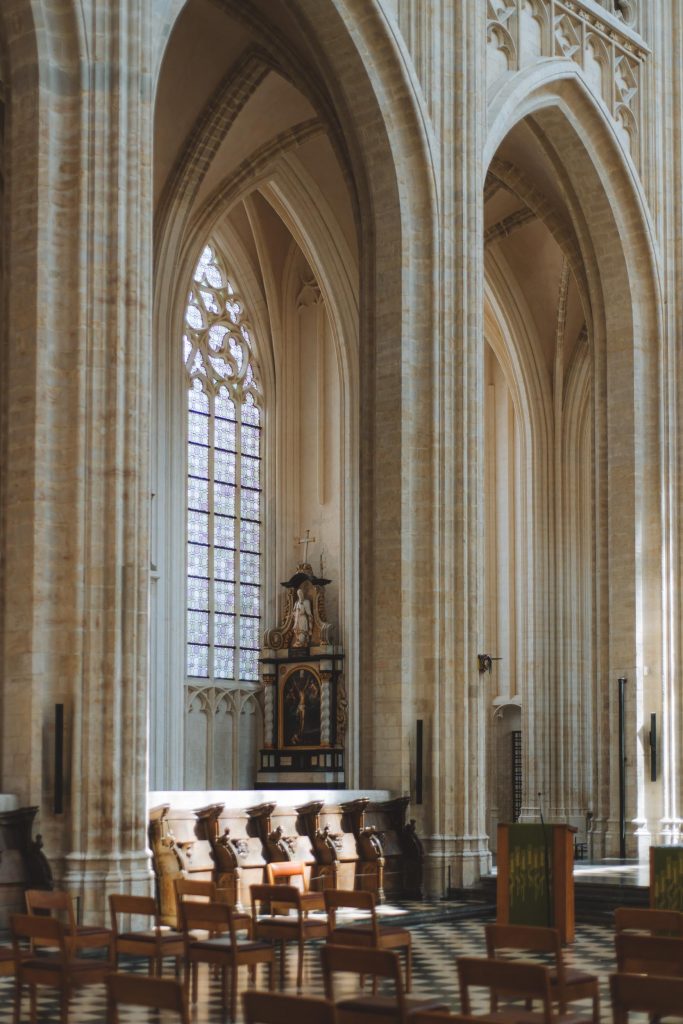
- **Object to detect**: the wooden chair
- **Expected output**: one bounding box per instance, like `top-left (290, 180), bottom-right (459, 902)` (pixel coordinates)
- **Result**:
top-left (615, 931), bottom-right (683, 976)
top-left (485, 922), bottom-right (599, 1020)
top-left (109, 893), bottom-right (184, 976)
top-left (174, 876), bottom-right (252, 935)
top-left (322, 944), bottom-right (449, 1023)
top-left (266, 860), bottom-right (326, 912)
top-left (610, 971), bottom-right (683, 1022)
top-left (106, 973), bottom-right (190, 1024)
top-left (243, 990), bottom-right (338, 1024)
top-left (181, 899), bottom-right (274, 1020)
top-left (614, 906), bottom-right (683, 935)
top-left (0, 946), bottom-right (15, 978)
top-left (325, 888), bottom-right (412, 993)
top-left (251, 881), bottom-right (328, 989)
top-left (25, 888), bottom-right (113, 962)
top-left (458, 956), bottom-right (594, 1023)
top-left (10, 912), bottom-right (109, 1024)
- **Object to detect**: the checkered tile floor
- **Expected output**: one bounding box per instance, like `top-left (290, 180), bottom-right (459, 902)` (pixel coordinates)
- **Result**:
top-left (0, 913), bottom-right (619, 1022)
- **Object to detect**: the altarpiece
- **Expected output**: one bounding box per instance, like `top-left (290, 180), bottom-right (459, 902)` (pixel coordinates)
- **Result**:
top-left (257, 561), bottom-right (345, 787)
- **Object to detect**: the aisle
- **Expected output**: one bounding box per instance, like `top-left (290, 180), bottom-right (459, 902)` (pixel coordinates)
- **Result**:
top-left (0, 916), bottom-right (616, 1022)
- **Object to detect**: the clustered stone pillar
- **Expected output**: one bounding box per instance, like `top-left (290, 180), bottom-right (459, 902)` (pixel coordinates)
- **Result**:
top-left (0, 0), bottom-right (154, 921)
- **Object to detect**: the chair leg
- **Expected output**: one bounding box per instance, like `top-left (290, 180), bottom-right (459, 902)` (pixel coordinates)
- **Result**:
top-left (148, 956), bottom-right (155, 976)
top-left (405, 944), bottom-right (412, 993)
top-left (231, 963), bottom-right (238, 1021)
top-left (297, 939), bottom-right (304, 990)
top-left (191, 961), bottom-right (198, 1003)
top-left (12, 978), bottom-right (22, 1024)
top-left (269, 956), bottom-right (275, 991)
top-left (60, 985), bottom-right (70, 1024)
top-left (279, 941), bottom-right (285, 989)
top-left (29, 984), bottom-right (37, 1024)
top-left (106, 992), bottom-right (118, 1024)
top-left (221, 965), bottom-right (228, 1008)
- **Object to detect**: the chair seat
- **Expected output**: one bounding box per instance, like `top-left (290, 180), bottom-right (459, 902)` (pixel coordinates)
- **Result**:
top-left (556, 967), bottom-right (598, 987)
top-left (337, 994), bottom-right (448, 1016)
top-left (483, 1013), bottom-right (592, 1024)
top-left (189, 936), bottom-right (272, 954)
top-left (257, 916), bottom-right (327, 935)
top-left (75, 926), bottom-right (111, 939)
top-left (331, 924), bottom-right (410, 941)
top-left (117, 929), bottom-right (183, 943)
top-left (20, 954), bottom-right (108, 975)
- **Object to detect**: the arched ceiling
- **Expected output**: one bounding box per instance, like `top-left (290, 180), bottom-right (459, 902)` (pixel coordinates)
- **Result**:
top-left (154, 0), bottom-right (358, 286)
top-left (485, 117), bottom-right (587, 383)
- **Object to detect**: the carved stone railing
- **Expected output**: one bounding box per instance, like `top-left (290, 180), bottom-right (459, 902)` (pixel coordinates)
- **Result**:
top-left (487, 0), bottom-right (648, 170)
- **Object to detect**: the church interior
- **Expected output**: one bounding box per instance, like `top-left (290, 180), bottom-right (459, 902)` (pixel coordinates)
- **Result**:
top-left (2, 0), bottom-right (683, 1020)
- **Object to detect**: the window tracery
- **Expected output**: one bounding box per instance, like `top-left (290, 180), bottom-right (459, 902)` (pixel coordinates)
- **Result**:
top-left (183, 243), bottom-right (262, 687)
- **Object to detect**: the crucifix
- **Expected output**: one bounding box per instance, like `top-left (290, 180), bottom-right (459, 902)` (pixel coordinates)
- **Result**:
top-left (294, 528), bottom-right (316, 565)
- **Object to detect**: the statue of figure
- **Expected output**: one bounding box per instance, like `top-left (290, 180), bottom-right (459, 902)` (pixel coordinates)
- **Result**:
top-left (292, 587), bottom-right (312, 647)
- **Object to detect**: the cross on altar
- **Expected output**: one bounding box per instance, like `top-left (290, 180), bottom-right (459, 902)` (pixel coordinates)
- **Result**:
top-left (294, 529), bottom-right (316, 563)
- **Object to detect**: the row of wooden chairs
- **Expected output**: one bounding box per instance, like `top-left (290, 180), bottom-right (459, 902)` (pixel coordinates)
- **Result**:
top-left (102, 953), bottom-right (683, 1024)
top-left (3, 878), bottom-right (410, 1022)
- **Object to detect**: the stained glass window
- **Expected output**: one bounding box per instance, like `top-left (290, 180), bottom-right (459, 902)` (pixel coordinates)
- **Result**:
top-left (184, 243), bottom-right (262, 683)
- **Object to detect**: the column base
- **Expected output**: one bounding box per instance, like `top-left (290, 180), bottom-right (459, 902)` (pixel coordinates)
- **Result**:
top-left (423, 833), bottom-right (492, 896)
top-left (63, 850), bottom-right (153, 924)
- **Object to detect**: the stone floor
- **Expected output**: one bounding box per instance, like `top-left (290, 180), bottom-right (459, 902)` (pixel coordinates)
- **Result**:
top-left (0, 907), bottom-right (620, 1022)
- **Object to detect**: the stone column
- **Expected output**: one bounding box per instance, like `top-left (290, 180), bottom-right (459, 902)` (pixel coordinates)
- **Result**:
top-left (63, 1), bottom-right (154, 918)
top-left (405, 0), bottom-right (490, 891)
top-left (0, 0), bottom-right (154, 921)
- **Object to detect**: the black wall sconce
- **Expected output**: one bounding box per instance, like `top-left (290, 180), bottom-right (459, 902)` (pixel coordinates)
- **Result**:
top-left (478, 654), bottom-right (502, 674)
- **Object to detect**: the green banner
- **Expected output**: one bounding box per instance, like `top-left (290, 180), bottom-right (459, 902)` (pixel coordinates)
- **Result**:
top-left (652, 847), bottom-right (683, 911)
top-left (508, 824), bottom-right (553, 927)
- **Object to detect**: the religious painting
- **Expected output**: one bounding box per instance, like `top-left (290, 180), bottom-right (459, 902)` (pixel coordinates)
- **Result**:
top-left (281, 668), bottom-right (321, 747)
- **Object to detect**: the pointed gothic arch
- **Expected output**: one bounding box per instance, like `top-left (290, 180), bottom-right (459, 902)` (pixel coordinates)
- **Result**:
top-left (484, 58), bottom-right (664, 857)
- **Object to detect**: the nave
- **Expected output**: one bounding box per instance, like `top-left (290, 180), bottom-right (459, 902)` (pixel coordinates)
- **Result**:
top-left (0, 912), bottom-right (617, 1023)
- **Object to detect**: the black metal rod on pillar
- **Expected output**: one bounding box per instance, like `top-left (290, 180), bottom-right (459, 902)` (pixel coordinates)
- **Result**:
top-left (650, 713), bottom-right (657, 782)
top-left (618, 678), bottom-right (627, 859)
top-left (416, 720), bottom-right (423, 805)
top-left (54, 703), bottom-right (64, 815)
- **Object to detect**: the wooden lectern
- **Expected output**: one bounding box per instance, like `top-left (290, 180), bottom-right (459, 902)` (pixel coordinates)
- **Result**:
top-left (497, 823), bottom-right (576, 943)
top-left (650, 846), bottom-right (683, 911)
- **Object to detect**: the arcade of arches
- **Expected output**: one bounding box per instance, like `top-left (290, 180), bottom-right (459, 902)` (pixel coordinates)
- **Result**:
top-left (0, 0), bottom-right (681, 922)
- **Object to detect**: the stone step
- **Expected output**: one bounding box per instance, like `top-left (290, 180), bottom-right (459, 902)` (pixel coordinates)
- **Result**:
top-left (447, 873), bottom-right (649, 925)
